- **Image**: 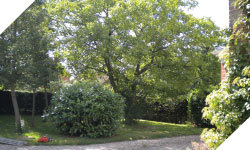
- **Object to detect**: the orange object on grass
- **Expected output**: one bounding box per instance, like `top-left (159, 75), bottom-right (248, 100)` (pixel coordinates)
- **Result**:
top-left (37, 136), bottom-right (49, 142)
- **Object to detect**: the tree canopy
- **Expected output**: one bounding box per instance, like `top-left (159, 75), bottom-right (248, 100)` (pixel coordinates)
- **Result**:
top-left (0, 0), bottom-right (58, 131)
top-left (47, 0), bottom-right (222, 121)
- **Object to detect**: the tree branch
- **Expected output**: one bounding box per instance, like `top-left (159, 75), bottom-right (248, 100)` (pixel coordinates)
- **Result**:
top-left (152, 46), bottom-right (169, 53)
top-left (137, 55), bottom-right (155, 76)
top-left (104, 57), bottom-right (118, 93)
top-left (135, 45), bottom-right (169, 76)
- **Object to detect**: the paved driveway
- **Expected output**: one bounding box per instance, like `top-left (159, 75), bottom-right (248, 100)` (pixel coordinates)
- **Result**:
top-left (0, 135), bottom-right (201, 150)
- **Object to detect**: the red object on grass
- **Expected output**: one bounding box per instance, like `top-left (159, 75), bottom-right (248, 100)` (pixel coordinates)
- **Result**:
top-left (37, 136), bottom-right (49, 142)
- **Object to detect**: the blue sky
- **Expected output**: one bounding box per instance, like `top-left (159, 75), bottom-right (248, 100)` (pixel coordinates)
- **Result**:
top-left (188, 0), bottom-right (229, 29)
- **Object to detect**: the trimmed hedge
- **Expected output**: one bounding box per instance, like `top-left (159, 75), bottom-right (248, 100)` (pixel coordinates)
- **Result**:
top-left (141, 100), bottom-right (188, 124)
top-left (0, 90), bottom-right (52, 115)
top-left (0, 89), bottom-right (208, 127)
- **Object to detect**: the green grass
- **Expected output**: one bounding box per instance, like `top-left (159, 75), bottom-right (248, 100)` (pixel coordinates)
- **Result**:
top-left (0, 115), bottom-right (202, 145)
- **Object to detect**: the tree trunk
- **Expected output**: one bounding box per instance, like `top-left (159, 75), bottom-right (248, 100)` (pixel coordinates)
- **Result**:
top-left (124, 82), bottom-right (137, 124)
top-left (10, 86), bottom-right (22, 133)
top-left (104, 57), bottom-right (118, 93)
top-left (44, 86), bottom-right (48, 109)
top-left (31, 89), bottom-right (36, 127)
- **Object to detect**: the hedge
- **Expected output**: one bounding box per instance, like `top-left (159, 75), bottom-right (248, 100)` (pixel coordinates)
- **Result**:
top-left (141, 100), bottom-right (188, 124)
top-left (1, 89), bottom-right (208, 126)
top-left (0, 90), bottom-right (52, 115)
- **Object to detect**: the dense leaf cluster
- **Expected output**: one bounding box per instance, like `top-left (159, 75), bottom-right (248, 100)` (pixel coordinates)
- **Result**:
top-left (202, 67), bottom-right (250, 149)
top-left (46, 82), bottom-right (125, 138)
top-left (188, 86), bottom-right (218, 127)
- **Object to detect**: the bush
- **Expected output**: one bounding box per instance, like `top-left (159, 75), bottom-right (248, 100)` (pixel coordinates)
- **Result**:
top-left (46, 82), bottom-right (125, 138)
top-left (201, 66), bottom-right (250, 149)
top-left (188, 87), bottom-right (218, 127)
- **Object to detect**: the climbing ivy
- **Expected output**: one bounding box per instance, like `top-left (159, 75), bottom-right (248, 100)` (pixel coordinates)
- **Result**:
top-left (201, 0), bottom-right (250, 149)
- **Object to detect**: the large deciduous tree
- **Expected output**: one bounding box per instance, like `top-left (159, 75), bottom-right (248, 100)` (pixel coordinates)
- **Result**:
top-left (48, 0), bottom-right (221, 122)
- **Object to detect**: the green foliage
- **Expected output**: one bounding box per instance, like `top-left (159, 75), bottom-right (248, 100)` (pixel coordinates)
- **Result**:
top-left (188, 86), bottom-right (219, 127)
top-left (186, 47), bottom-right (220, 127)
top-left (0, 0), bottom-right (58, 132)
top-left (0, 90), bottom-right (52, 115)
top-left (46, 82), bottom-right (125, 138)
top-left (22, 1), bottom-right (59, 91)
top-left (47, 0), bottom-right (222, 122)
top-left (188, 90), bottom-right (209, 127)
top-left (201, 0), bottom-right (250, 149)
top-left (141, 100), bottom-right (188, 124)
top-left (0, 0), bottom-right (58, 91)
top-left (0, 0), bottom-right (51, 88)
top-left (201, 67), bottom-right (250, 149)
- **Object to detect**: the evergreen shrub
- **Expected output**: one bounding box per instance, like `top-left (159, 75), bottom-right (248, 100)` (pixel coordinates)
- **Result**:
top-left (46, 82), bottom-right (125, 138)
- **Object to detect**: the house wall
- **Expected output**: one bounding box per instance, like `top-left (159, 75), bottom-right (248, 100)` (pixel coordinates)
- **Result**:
top-left (221, 63), bottom-right (227, 81)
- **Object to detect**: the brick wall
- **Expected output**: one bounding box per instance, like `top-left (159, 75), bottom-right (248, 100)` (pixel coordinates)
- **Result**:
top-left (221, 63), bottom-right (227, 81)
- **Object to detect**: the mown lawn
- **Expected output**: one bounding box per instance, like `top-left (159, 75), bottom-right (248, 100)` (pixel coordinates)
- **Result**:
top-left (0, 115), bottom-right (202, 145)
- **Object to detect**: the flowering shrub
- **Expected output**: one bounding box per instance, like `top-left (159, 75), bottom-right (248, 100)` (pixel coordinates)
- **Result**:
top-left (201, 66), bottom-right (250, 149)
top-left (46, 82), bottom-right (125, 138)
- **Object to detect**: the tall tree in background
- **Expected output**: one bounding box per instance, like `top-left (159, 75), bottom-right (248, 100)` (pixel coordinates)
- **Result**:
top-left (0, 19), bottom-right (28, 132)
top-left (0, 0), bottom-right (56, 131)
top-left (22, 1), bottom-right (58, 127)
top-left (25, 57), bottom-right (58, 127)
top-left (48, 0), bottom-right (222, 123)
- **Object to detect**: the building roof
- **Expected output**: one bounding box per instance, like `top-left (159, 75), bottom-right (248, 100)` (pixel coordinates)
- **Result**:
top-left (211, 47), bottom-right (225, 57)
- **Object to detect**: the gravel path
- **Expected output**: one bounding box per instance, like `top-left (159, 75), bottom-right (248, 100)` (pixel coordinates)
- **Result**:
top-left (0, 135), bottom-right (201, 150)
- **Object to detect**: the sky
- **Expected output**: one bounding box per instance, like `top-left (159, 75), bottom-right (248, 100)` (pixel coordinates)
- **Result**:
top-left (188, 0), bottom-right (229, 29)
top-left (0, 0), bottom-right (34, 34)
